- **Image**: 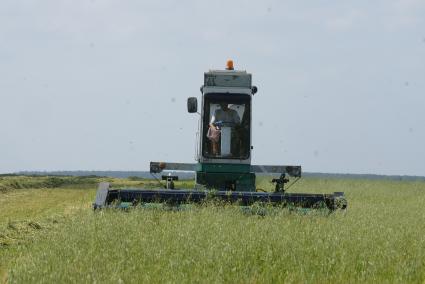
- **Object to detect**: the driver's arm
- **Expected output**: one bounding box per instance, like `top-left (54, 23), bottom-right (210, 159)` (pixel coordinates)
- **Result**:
top-left (210, 112), bottom-right (217, 129)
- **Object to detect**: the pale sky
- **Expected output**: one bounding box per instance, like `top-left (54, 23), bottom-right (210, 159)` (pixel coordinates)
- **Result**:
top-left (1, 0), bottom-right (424, 175)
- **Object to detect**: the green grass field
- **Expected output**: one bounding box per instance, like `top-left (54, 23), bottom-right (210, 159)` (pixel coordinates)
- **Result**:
top-left (1, 175), bottom-right (424, 283)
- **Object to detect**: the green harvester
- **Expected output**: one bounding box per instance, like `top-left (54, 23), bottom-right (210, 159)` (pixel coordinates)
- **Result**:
top-left (94, 60), bottom-right (347, 210)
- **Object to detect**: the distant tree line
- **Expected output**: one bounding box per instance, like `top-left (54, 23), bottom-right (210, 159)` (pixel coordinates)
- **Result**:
top-left (10, 170), bottom-right (425, 181)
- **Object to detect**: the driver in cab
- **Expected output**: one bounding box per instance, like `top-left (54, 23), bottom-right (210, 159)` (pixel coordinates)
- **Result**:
top-left (210, 103), bottom-right (240, 128)
top-left (207, 103), bottom-right (240, 155)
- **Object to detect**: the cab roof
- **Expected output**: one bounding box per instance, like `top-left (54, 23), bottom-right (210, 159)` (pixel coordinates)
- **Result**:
top-left (204, 69), bottom-right (252, 88)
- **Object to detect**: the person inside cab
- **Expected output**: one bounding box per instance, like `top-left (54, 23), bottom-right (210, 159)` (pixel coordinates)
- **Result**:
top-left (207, 103), bottom-right (240, 156)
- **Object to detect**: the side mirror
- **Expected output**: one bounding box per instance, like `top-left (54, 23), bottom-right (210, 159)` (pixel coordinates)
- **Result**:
top-left (187, 97), bottom-right (198, 113)
top-left (251, 86), bottom-right (258, 95)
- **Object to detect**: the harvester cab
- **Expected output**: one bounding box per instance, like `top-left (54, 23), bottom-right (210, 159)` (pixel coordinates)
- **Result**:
top-left (93, 61), bottom-right (347, 210)
top-left (187, 60), bottom-right (258, 192)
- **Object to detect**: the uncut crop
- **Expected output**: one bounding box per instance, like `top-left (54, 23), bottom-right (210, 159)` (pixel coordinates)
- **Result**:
top-left (1, 176), bottom-right (425, 283)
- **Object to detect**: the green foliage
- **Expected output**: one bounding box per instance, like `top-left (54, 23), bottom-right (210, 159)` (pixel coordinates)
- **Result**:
top-left (0, 176), bottom-right (97, 192)
top-left (1, 176), bottom-right (425, 283)
top-left (127, 176), bottom-right (145, 181)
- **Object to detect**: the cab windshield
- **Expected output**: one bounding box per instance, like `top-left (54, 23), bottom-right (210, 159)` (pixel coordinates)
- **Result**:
top-left (202, 94), bottom-right (251, 159)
